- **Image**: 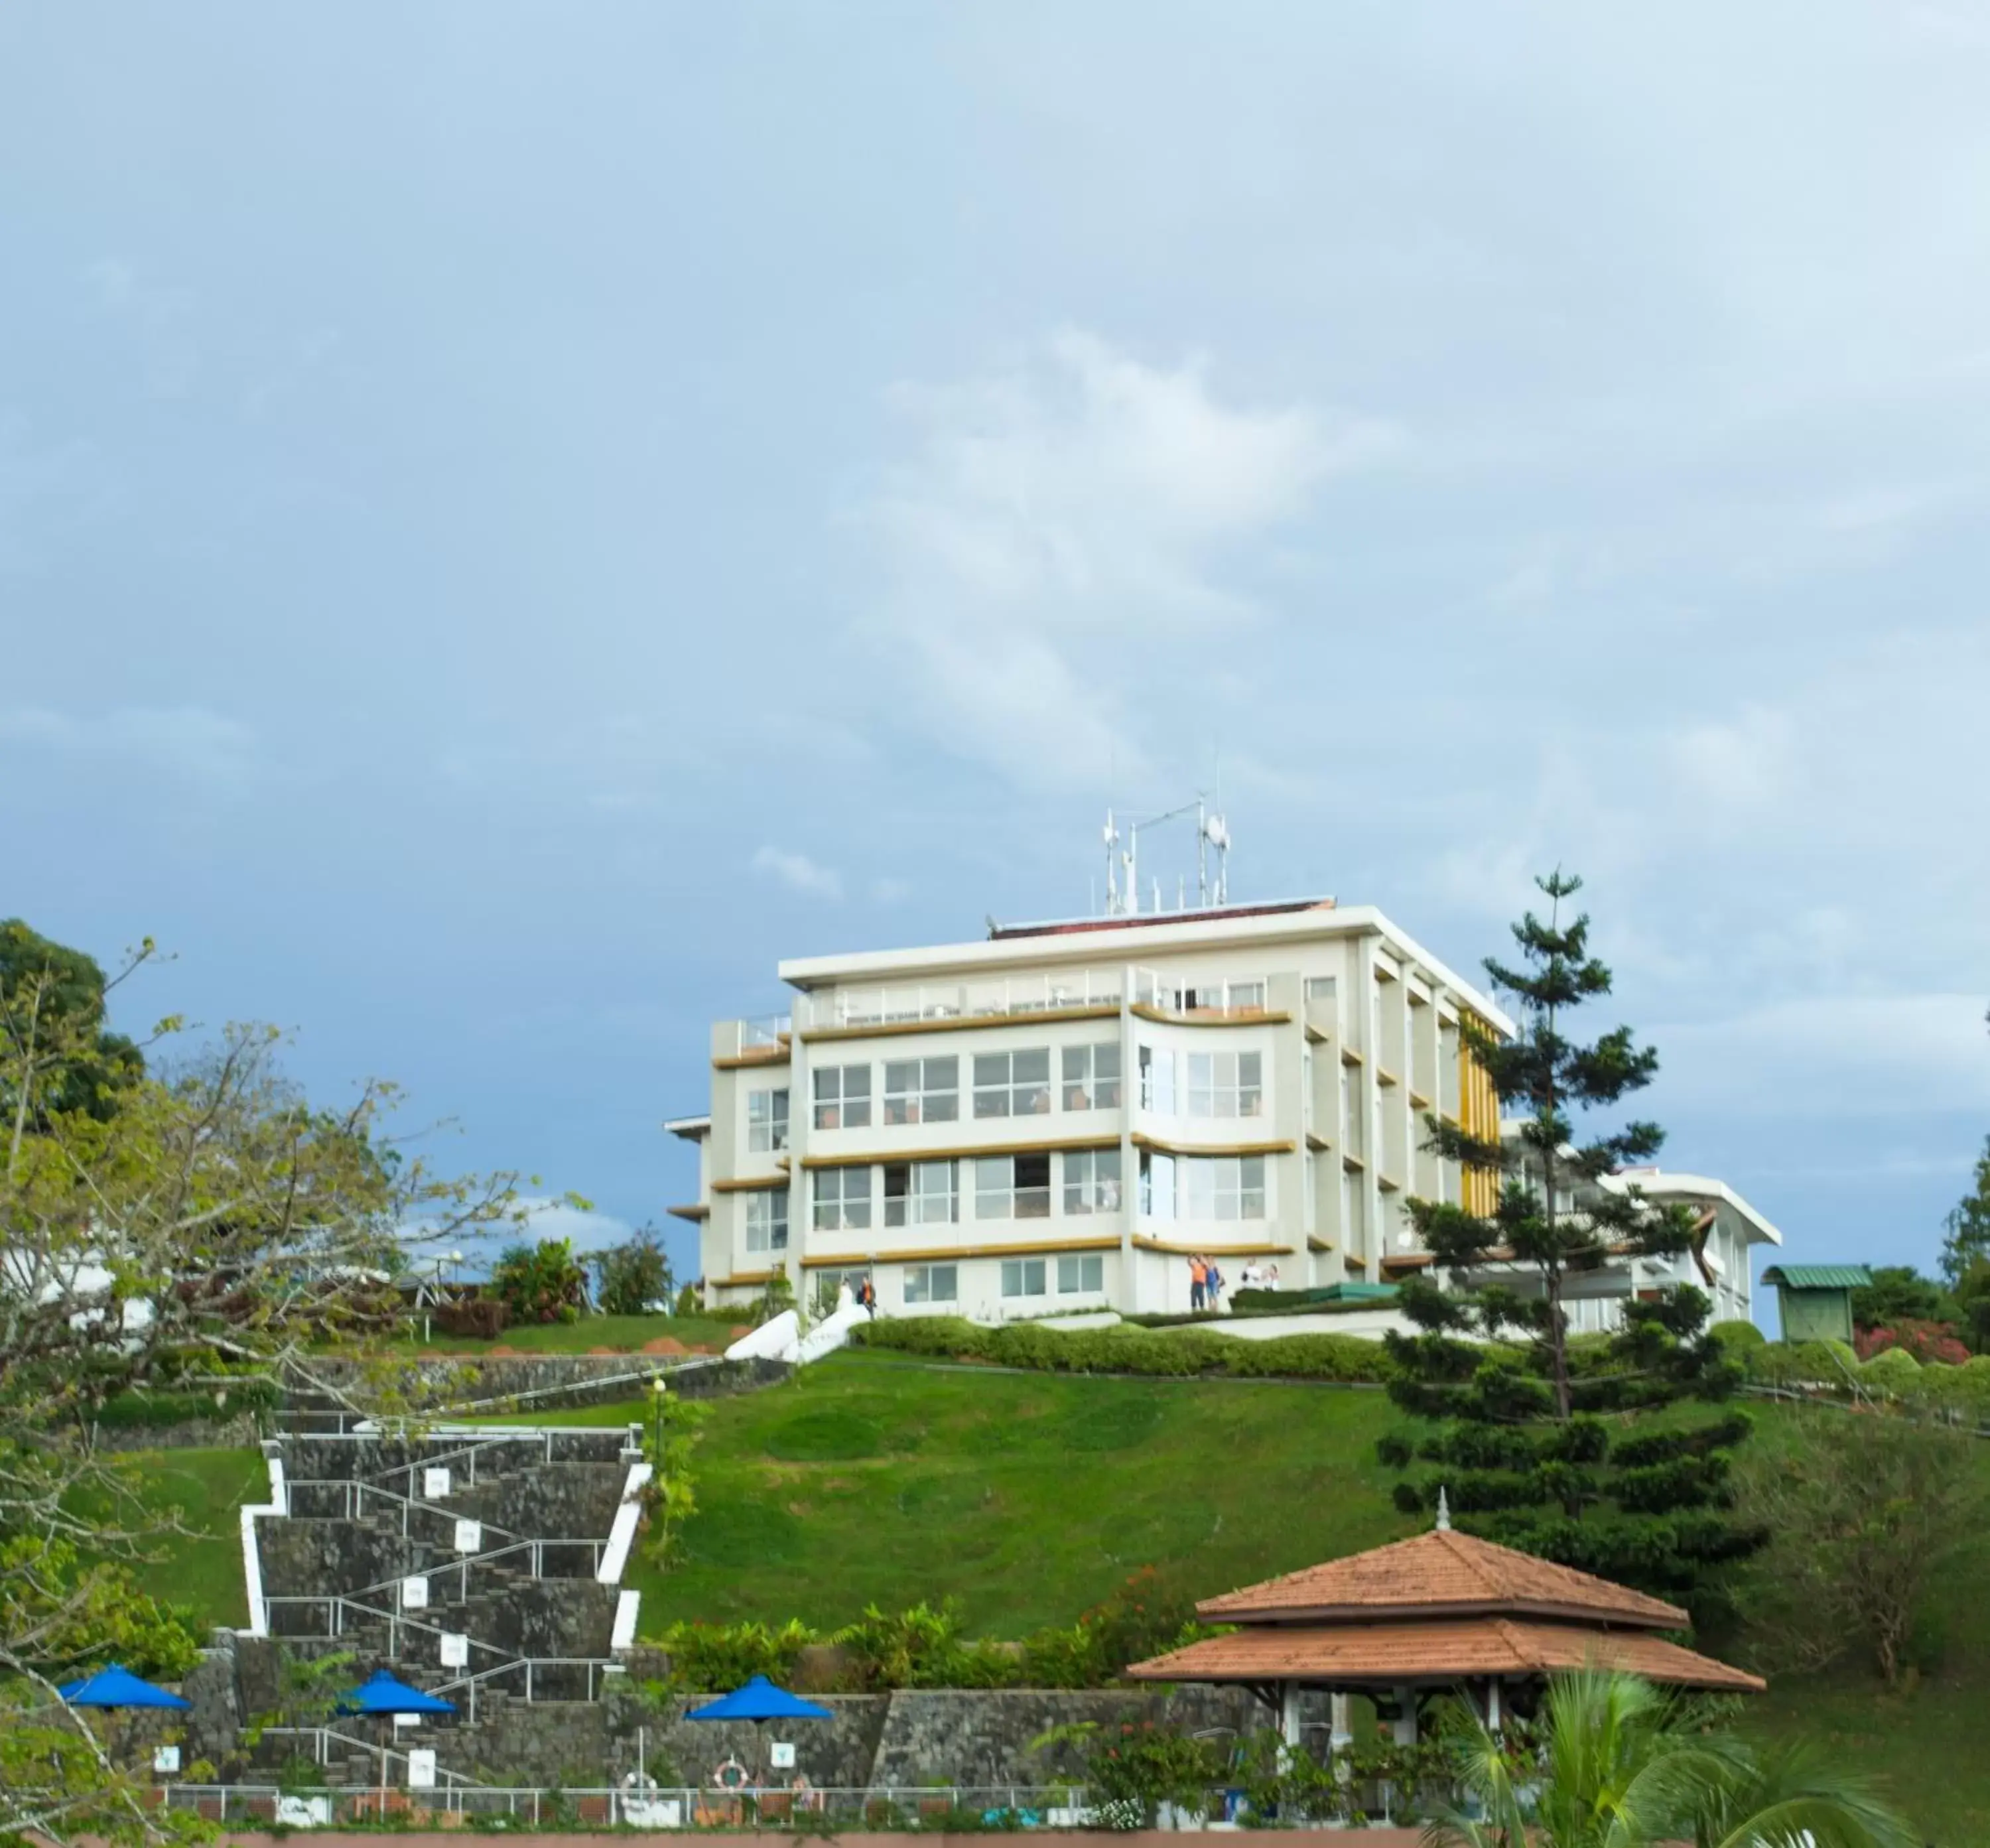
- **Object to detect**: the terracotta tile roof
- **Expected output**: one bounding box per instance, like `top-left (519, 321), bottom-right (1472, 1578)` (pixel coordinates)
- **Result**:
top-left (1195, 1529), bottom-right (1687, 1630)
top-left (1128, 1618), bottom-right (1763, 1694)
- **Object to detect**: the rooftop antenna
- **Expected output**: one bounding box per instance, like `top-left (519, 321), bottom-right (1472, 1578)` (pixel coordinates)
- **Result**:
top-left (1102, 810), bottom-right (1120, 916)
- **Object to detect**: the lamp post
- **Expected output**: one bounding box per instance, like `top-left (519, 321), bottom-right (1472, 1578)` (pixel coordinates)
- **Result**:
top-left (649, 1376), bottom-right (667, 1461)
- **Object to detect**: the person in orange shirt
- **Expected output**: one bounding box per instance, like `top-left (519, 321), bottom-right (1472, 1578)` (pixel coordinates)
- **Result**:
top-left (1189, 1254), bottom-right (1207, 1311)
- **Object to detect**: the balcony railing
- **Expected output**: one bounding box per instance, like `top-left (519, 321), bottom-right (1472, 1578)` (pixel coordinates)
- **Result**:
top-left (799, 968), bottom-right (1123, 1033)
top-left (1132, 968), bottom-right (1272, 1016)
top-left (739, 1014), bottom-right (792, 1049)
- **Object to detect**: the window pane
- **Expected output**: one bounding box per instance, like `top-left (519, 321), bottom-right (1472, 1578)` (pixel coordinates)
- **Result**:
top-left (926, 1057), bottom-right (959, 1089)
top-left (1014, 1048), bottom-right (1049, 1085)
top-left (884, 1061), bottom-right (918, 1092)
top-left (974, 1053), bottom-right (1008, 1087)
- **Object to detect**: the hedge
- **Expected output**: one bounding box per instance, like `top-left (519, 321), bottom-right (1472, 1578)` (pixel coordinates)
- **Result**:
top-left (848, 1315), bottom-right (1392, 1383)
top-left (94, 1378), bottom-right (281, 1428)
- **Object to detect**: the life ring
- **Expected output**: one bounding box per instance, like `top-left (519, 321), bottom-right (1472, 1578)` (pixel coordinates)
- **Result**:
top-left (712, 1756), bottom-right (750, 1790)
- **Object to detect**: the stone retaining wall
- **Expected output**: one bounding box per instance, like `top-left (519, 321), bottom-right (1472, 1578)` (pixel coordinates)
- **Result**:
top-left (298, 1354), bottom-right (789, 1415)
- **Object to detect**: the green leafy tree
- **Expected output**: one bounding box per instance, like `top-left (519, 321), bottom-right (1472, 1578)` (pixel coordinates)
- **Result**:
top-left (1381, 872), bottom-right (1764, 1613)
top-left (492, 1236), bottom-right (588, 1323)
top-left (1940, 1132), bottom-right (1990, 1287)
top-left (1425, 1666), bottom-right (1915, 1847)
top-left (592, 1222), bottom-right (674, 1316)
top-left (639, 1390), bottom-right (707, 1567)
top-left (0, 919), bottom-right (147, 1126)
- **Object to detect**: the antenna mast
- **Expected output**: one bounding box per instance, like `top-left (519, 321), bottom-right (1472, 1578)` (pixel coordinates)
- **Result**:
top-left (1098, 795), bottom-right (1231, 915)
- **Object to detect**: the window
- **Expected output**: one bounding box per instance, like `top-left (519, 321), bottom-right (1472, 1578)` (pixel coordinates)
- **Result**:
top-left (904, 1263), bottom-right (958, 1305)
top-left (1185, 1051), bottom-right (1263, 1119)
top-left (975, 1151), bottom-right (1051, 1219)
top-left (1063, 1148), bottom-right (1123, 1215)
top-left (973, 1048), bottom-right (1052, 1118)
top-left (813, 1063), bottom-right (870, 1130)
top-left (813, 1165), bottom-right (871, 1231)
top-left (1000, 1258), bottom-right (1047, 1298)
top-left (882, 1057), bottom-right (959, 1126)
top-left (813, 1268), bottom-right (868, 1313)
top-left (1061, 1042), bottom-right (1122, 1111)
top-left (1141, 1154), bottom-right (1264, 1221)
top-left (884, 1159), bottom-right (959, 1227)
top-left (1138, 1044), bottom-right (1176, 1113)
top-left (1305, 976), bottom-right (1337, 1000)
top-left (745, 1189), bottom-right (789, 1252)
top-left (1057, 1254), bottom-right (1104, 1294)
top-left (1342, 1071), bottom-right (1362, 1154)
top-left (747, 1088), bottom-right (789, 1153)
top-left (1227, 980), bottom-right (1266, 1012)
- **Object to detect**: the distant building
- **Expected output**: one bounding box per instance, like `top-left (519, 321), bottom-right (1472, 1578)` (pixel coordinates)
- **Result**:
top-left (667, 896), bottom-right (1511, 1319)
top-left (666, 896), bottom-right (1782, 1330)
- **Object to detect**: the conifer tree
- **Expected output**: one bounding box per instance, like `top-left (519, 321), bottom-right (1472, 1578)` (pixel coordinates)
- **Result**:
top-left (1378, 870), bottom-right (1764, 1614)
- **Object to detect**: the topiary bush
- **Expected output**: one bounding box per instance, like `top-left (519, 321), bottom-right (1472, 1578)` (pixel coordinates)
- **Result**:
top-left (1859, 1345), bottom-right (1924, 1394)
top-left (1709, 1319), bottom-right (1766, 1354)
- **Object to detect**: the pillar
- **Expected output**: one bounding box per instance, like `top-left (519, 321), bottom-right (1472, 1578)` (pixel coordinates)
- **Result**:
top-left (1279, 1683), bottom-right (1301, 1749)
top-left (1329, 1692), bottom-right (1353, 1755)
top-left (1391, 1685), bottom-right (1418, 1747)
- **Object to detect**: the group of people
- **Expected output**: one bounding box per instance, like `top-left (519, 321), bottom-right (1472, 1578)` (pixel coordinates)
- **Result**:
top-left (1187, 1254), bottom-right (1280, 1311)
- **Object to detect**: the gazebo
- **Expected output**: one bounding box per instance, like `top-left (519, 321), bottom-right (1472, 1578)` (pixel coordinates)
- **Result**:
top-left (1128, 1512), bottom-right (1762, 1750)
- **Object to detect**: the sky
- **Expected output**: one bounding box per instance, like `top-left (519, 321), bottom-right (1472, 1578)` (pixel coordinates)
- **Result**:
top-left (4, 3), bottom-right (1987, 1307)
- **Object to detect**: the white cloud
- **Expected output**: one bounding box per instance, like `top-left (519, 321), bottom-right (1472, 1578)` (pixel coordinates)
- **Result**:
top-left (752, 844), bottom-right (844, 899)
top-left (870, 876), bottom-right (911, 905)
top-left (510, 1197), bottom-right (636, 1256)
top-left (857, 330), bottom-right (1403, 791)
top-left (0, 704), bottom-right (255, 787)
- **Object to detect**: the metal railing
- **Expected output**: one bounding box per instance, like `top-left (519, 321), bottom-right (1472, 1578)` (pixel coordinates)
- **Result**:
top-left (278, 1475), bottom-right (520, 1541)
top-left (145, 1780), bottom-right (1458, 1829)
top-left (425, 1652), bottom-right (622, 1719)
top-left (328, 1536), bottom-right (610, 1607)
top-left (739, 1014), bottom-right (793, 1049)
top-left (1132, 967), bottom-right (1272, 1016)
top-left (260, 1591), bottom-right (527, 1664)
top-left (257, 1725), bottom-right (487, 1791)
top-left (799, 968), bottom-right (1124, 1033)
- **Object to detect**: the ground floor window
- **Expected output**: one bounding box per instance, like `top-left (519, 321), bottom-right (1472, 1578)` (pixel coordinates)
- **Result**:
top-left (1000, 1257), bottom-right (1047, 1298)
top-left (812, 1267), bottom-right (869, 1313)
top-left (904, 1263), bottom-right (958, 1304)
top-left (1057, 1254), bottom-right (1104, 1294)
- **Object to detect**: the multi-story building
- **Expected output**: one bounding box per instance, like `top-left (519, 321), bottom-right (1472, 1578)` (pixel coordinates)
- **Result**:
top-left (665, 897), bottom-right (1514, 1319)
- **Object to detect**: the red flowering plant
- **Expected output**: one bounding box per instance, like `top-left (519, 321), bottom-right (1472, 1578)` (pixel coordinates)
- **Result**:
top-left (1854, 1319), bottom-right (1969, 1365)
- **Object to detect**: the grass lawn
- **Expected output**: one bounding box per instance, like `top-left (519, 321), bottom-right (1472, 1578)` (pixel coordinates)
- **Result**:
top-left (119, 1354), bottom-right (1990, 1839)
top-left (362, 1311), bottom-right (748, 1356)
top-left (77, 1446), bottom-right (268, 1634)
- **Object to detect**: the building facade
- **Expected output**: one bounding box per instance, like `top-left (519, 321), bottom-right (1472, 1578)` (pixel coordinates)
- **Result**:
top-left (667, 897), bottom-right (1513, 1319)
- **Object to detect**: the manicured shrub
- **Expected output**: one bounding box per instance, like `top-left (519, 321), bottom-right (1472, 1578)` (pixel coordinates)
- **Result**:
top-left (1709, 1319), bottom-right (1766, 1353)
top-left (434, 1296), bottom-right (508, 1340)
top-left (1859, 1346), bottom-right (1924, 1394)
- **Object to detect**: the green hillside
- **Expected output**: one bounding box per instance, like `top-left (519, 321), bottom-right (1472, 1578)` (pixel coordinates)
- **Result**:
top-left (127, 1351), bottom-right (1990, 1841)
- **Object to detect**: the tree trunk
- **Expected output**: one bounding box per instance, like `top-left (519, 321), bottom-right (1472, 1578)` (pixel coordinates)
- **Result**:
top-left (1546, 1262), bottom-right (1573, 1423)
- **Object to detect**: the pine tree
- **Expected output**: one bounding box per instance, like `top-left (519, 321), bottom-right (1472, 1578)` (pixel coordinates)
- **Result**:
top-left (1938, 1132), bottom-right (1990, 1287)
top-left (1378, 870), bottom-right (1764, 1615)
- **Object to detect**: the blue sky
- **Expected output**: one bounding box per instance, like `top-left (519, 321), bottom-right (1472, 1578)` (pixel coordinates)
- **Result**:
top-left (5, 3), bottom-right (1987, 1298)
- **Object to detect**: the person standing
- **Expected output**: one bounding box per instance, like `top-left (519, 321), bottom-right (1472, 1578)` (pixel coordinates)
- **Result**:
top-left (1206, 1262), bottom-right (1225, 1315)
top-left (1189, 1254), bottom-right (1207, 1311)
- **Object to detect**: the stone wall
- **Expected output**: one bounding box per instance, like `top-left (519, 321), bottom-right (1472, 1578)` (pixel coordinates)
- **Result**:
top-left (95, 1413), bottom-right (263, 1451)
top-left (298, 1354), bottom-right (789, 1417)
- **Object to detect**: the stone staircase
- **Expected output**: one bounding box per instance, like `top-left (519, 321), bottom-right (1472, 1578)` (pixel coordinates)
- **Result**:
top-left (245, 1413), bottom-right (647, 1779)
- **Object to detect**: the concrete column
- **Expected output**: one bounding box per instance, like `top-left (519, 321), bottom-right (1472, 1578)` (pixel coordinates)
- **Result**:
top-left (1117, 965), bottom-right (1139, 1313)
top-left (1391, 1686), bottom-right (1418, 1747)
top-left (1329, 1691), bottom-right (1353, 1754)
top-left (1279, 1683), bottom-right (1301, 1749)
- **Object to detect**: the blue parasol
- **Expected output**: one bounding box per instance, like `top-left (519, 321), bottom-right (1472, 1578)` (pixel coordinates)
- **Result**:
top-left (685, 1674), bottom-right (832, 1723)
top-left (337, 1670), bottom-right (456, 1717)
top-left (60, 1664), bottom-right (192, 1711)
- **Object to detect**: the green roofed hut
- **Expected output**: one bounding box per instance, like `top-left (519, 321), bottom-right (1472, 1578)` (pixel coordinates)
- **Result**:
top-left (1760, 1264), bottom-right (1871, 1345)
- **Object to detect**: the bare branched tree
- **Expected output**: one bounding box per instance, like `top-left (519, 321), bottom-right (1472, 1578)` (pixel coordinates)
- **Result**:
top-left (1, 926), bottom-right (525, 1842)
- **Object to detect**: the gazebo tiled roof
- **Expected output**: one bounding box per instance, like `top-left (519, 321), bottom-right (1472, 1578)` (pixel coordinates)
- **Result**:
top-left (1130, 1618), bottom-right (1763, 1694)
top-left (1194, 1528), bottom-right (1686, 1630)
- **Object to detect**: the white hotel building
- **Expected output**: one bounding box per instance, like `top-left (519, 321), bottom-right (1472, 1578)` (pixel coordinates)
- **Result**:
top-left (666, 897), bottom-right (1516, 1320)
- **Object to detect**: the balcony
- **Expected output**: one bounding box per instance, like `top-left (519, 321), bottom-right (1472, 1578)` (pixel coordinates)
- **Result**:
top-left (797, 968), bottom-right (1123, 1035)
top-left (1130, 968), bottom-right (1280, 1022)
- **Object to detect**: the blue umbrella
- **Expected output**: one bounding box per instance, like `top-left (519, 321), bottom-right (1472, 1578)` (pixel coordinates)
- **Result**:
top-left (685, 1675), bottom-right (831, 1723)
top-left (337, 1670), bottom-right (456, 1717)
top-left (337, 1671), bottom-right (455, 1808)
top-left (60, 1664), bottom-right (192, 1711)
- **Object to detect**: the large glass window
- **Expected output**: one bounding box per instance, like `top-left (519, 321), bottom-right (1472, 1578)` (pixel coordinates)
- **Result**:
top-left (883, 1159), bottom-right (959, 1227)
top-left (882, 1057), bottom-right (959, 1126)
top-left (745, 1189), bottom-right (789, 1252)
top-left (813, 1268), bottom-right (869, 1314)
top-left (972, 1048), bottom-right (1053, 1118)
top-left (974, 1151), bottom-right (1051, 1219)
top-left (747, 1088), bottom-right (789, 1153)
top-left (1138, 1044), bottom-right (1177, 1113)
top-left (1185, 1051), bottom-right (1264, 1120)
top-left (813, 1165), bottom-right (872, 1230)
top-left (1140, 1153), bottom-right (1264, 1221)
top-left (813, 1063), bottom-right (871, 1130)
top-left (1000, 1258), bottom-right (1047, 1298)
top-left (1063, 1148), bottom-right (1123, 1215)
top-left (1057, 1254), bottom-right (1104, 1294)
top-left (905, 1263), bottom-right (958, 1305)
top-left (1061, 1042), bottom-right (1122, 1111)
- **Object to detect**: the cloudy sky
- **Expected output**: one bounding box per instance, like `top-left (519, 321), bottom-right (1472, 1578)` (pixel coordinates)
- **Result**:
top-left (5, 3), bottom-right (1987, 1299)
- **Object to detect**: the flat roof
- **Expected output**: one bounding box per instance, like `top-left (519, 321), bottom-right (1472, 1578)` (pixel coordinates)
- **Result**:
top-left (1608, 1169), bottom-right (1784, 1248)
top-left (777, 900), bottom-right (1514, 1034)
top-left (663, 1114), bottom-right (710, 1140)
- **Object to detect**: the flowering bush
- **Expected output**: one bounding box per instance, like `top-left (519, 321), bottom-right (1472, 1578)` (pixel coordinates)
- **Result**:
top-left (1855, 1319), bottom-right (1969, 1366)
